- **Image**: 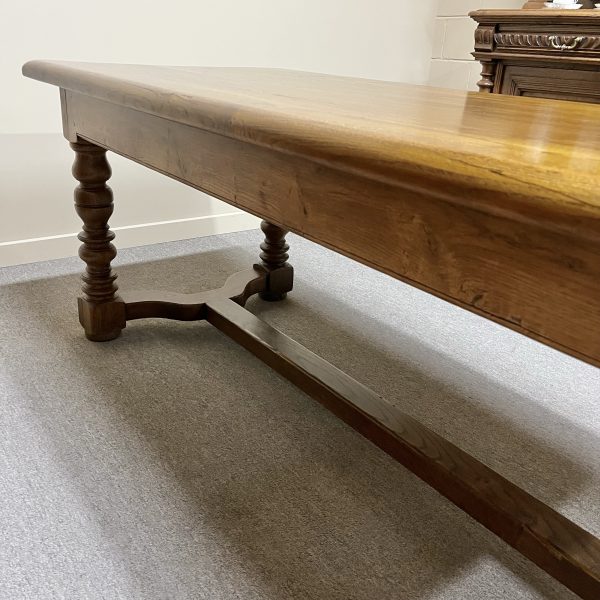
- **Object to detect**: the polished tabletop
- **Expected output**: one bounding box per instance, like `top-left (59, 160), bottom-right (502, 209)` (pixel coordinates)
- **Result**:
top-left (23, 60), bottom-right (600, 241)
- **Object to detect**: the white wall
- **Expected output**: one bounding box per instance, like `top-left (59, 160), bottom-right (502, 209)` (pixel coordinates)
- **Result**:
top-left (429, 0), bottom-right (522, 91)
top-left (1, 0), bottom-right (436, 266)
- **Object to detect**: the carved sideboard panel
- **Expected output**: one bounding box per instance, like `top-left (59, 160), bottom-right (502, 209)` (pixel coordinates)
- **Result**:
top-left (471, 9), bottom-right (600, 104)
top-left (494, 32), bottom-right (600, 52)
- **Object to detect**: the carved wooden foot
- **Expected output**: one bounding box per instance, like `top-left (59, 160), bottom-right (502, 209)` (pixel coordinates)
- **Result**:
top-left (71, 140), bottom-right (125, 341)
top-left (258, 220), bottom-right (294, 302)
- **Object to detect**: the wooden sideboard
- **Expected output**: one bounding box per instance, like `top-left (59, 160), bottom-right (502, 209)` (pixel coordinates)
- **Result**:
top-left (471, 7), bottom-right (600, 103)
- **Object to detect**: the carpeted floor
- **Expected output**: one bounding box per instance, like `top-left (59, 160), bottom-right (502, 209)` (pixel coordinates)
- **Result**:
top-left (0, 229), bottom-right (598, 600)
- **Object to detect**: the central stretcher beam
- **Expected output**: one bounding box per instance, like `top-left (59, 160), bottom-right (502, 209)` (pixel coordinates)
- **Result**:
top-left (206, 297), bottom-right (600, 600)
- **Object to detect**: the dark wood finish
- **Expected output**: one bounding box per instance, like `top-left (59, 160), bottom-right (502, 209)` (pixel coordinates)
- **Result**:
top-left (472, 9), bottom-right (600, 102)
top-left (22, 61), bottom-right (600, 598)
top-left (499, 63), bottom-right (600, 102)
top-left (122, 266), bottom-right (269, 321)
top-left (206, 297), bottom-right (600, 600)
top-left (258, 220), bottom-right (293, 301)
top-left (71, 140), bottom-right (125, 341)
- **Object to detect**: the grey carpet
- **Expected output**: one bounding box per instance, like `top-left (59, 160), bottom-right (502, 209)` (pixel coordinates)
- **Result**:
top-left (0, 229), bottom-right (598, 600)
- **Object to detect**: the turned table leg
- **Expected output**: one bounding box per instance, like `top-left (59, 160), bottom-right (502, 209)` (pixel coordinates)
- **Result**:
top-left (258, 220), bottom-right (294, 301)
top-left (71, 140), bottom-right (125, 341)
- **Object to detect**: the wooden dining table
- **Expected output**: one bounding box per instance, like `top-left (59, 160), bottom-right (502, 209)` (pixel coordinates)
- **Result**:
top-left (22, 60), bottom-right (600, 599)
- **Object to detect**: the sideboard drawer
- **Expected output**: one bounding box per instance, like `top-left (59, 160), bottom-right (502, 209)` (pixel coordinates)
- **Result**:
top-left (498, 63), bottom-right (600, 103)
top-left (494, 31), bottom-right (600, 56)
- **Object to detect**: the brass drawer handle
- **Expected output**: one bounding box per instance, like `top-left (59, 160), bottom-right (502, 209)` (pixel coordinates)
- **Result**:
top-left (548, 35), bottom-right (585, 51)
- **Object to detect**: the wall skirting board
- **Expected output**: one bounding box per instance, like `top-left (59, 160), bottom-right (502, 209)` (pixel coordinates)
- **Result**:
top-left (0, 211), bottom-right (259, 268)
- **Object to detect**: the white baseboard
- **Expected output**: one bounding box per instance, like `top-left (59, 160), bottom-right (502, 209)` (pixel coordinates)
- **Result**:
top-left (0, 211), bottom-right (260, 268)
